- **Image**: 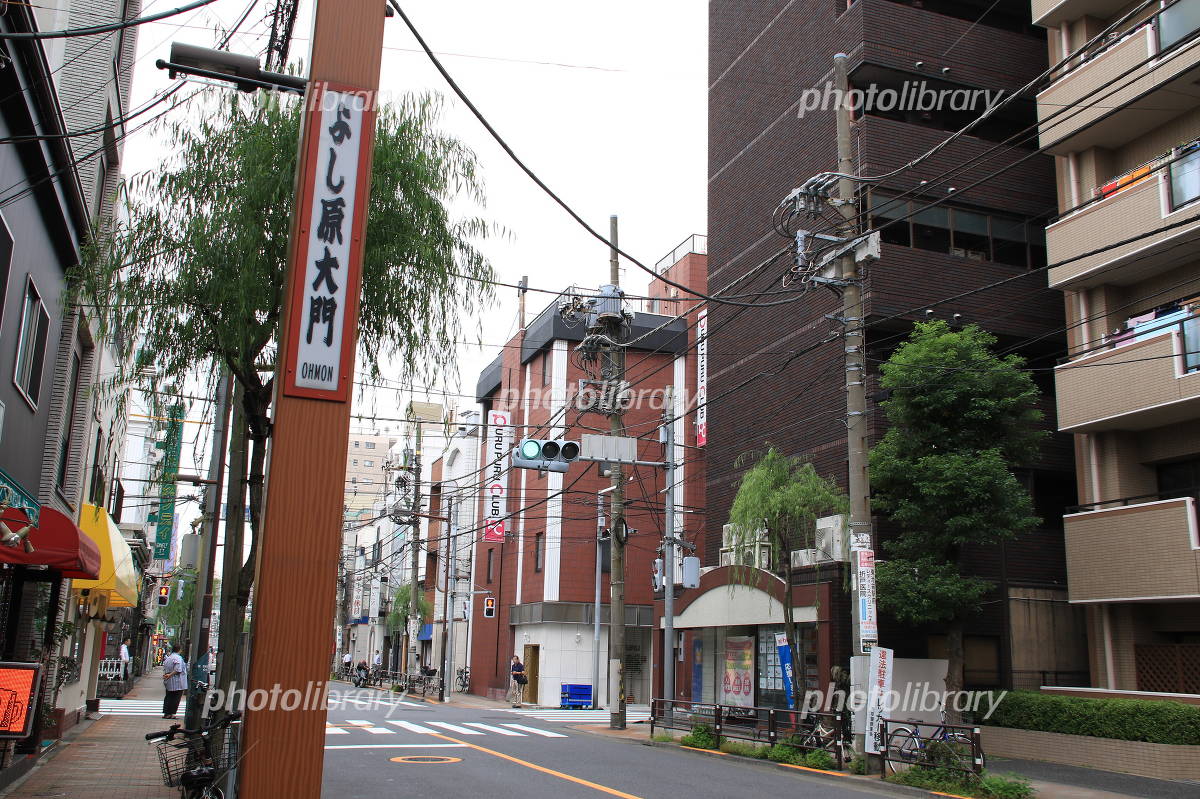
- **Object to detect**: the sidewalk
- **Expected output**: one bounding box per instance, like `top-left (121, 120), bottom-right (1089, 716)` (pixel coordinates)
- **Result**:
top-left (3, 672), bottom-right (175, 799)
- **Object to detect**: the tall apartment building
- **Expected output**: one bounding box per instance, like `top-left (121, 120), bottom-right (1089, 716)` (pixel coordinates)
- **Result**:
top-left (704, 0), bottom-right (1084, 705)
top-left (344, 430), bottom-right (396, 517)
top-left (468, 267), bottom-right (697, 706)
top-left (1032, 0), bottom-right (1200, 695)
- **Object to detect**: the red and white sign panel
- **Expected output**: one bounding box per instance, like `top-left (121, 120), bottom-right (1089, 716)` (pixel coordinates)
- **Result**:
top-left (283, 83), bottom-right (376, 402)
top-left (695, 310), bottom-right (708, 446)
top-left (0, 663), bottom-right (41, 738)
top-left (857, 549), bottom-right (878, 647)
top-left (483, 410), bottom-right (513, 543)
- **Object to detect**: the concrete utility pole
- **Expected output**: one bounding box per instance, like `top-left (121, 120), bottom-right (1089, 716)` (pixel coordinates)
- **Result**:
top-left (594, 483), bottom-right (614, 709)
top-left (661, 386), bottom-right (676, 709)
top-left (407, 429), bottom-right (423, 677)
top-left (439, 496), bottom-right (454, 701)
top-left (603, 215), bottom-right (628, 730)
top-left (834, 52), bottom-right (876, 754)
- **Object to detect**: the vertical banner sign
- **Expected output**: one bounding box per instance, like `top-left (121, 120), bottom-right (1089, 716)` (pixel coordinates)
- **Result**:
top-left (154, 405), bottom-right (184, 560)
top-left (774, 632), bottom-right (795, 709)
top-left (483, 410), bottom-right (513, 543)
top-left (351, 577), bottom-right (363, 623)
top-left (695, 310), bottom-right (708, 446)
top-left (722, 636), bottom-right (754, 708)
top-left (857, 549), bottom-right (878, 651)
top-left (865, 647), bottom-right (894, 754)
top-left (691, 638), bottom-right (703, 702)
top-left (368, 578), bottom-right (381, 618)
top-left (283, 84), bottom-right (375, 402)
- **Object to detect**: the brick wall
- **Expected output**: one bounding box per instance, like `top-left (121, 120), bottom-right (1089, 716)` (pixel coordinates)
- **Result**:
top-left (979, 725), bottom-right (1200, 780)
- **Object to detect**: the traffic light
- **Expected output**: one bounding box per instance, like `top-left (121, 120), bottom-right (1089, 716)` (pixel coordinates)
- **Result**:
top-left (483, 596), bottom-right (497, 618)
top-left (652, 558), bottom-right (664, 592)
top-left (157, 585), bottom-right (170, 606)
top-left (511, 439), bottom-right (580, 473)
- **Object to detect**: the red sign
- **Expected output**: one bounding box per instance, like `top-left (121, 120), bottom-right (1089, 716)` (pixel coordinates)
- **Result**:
top-left (0, 663), bottom-right (41, 737)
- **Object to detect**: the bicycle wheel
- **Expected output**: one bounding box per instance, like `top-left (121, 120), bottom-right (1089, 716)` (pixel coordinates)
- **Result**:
top-left (884, 727), bottom-right (921, 774)
top-left (201, 786), bottom-right (224, 799)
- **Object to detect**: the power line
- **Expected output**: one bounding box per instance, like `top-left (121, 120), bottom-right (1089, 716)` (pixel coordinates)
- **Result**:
top-left (0, 0), bottom-right (218, 39)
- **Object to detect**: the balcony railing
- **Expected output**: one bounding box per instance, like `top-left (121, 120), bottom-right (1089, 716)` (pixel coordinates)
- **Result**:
top-left (654, 234), bottom-right (707, 275)
top-left (1067, 308), bottom-right (1200, 374)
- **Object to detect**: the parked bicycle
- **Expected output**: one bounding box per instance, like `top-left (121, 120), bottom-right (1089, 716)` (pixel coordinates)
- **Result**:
top-left (146, 711), bottom-right (241, 799)
top-left (884, 711), bottom-right (985, 774)
top-left (455, 666), bottom-right (470, 693)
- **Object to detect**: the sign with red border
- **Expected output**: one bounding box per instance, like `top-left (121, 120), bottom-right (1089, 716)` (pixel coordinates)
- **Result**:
top-left (282, 82), bottom-right (376, 402)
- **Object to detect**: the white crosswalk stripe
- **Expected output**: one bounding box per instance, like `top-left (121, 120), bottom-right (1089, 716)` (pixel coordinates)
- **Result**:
top-left (325, 726), bottom-right (350, 735)
top-left (501, 723), bottom-right (568, 738)
top-left (503, 707), bottom-right (651, 724)
top-left (462, 722), bottom-right (522, 736)
top-left (385, 720), bottom-right (436, 734)
top-left (98, 700), bottom-right (164, 716)
top-left (425, 721), bottom-right (483, 735)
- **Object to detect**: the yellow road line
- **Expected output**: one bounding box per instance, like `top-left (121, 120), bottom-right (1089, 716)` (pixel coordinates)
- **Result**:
top-left (776, 762), bottom-right (853, 778)
top-left (680, 746), bottom-right (727, 755)
top-left (929, 792), bottom-right (974, 798)
top-left (427, 732), bottom-right (644, 799)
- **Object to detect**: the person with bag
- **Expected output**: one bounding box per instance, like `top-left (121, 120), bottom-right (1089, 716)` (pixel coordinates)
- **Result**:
top-left (508, 654), bottom-right (527, 707)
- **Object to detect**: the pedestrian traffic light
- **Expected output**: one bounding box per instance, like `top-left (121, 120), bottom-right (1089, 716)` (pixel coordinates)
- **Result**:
top-left (483, 596), bottom-right (496, 618)
top-left (652, 558), bottom-right (664, 592)
top-left (157, 585), bottom-right (170, 606)
top-left (511, 438), bottom-right (580, 473)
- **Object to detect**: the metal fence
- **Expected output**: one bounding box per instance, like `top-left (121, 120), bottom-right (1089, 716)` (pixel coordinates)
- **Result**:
top-left (878, 717), bottom-right (984, 778)
top-left (650, 698), bottom-right (846, 769)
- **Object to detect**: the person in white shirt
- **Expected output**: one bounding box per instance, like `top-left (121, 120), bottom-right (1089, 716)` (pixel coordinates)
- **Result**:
top-left (342, 651), bottom-right (352, 677)
top-left (119, 638), bottom-right (131, 680)
top-left (161, 644), bottom-right (188, 719)
top-left (373, 650), bottom-right (382, 667)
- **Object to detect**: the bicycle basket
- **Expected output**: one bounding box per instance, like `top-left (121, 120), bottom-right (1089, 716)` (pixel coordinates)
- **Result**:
top-left (156, 737), bottom-right (211, 787)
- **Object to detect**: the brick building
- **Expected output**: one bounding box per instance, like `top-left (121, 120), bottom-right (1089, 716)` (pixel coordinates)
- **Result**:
top-left (700, 0), bottom-right (1087, 708)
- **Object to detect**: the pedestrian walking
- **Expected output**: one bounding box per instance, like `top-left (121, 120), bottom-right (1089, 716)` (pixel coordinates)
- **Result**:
top-left (161, 643), bottom-right (188, 719)
top-left (119, 637), bottom-right (131, 680)
top-left (508, 654), bottom-right (527, 708)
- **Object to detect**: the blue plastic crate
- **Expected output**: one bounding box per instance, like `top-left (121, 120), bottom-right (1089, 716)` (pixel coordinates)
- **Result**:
top-left (560, 683), bottom-right (592, 708)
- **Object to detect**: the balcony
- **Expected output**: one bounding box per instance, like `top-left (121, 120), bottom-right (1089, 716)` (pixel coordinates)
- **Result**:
top-left (1037, 3), bottom-right (1200, 154)
top-left (1064, 496), bottom-right (1200, 602)
top-left (1034, 0), bottom-right (1133, 27)
top-left (1055, 324), bottom-right (1200, 432)
top-left (1045, 166), bottom-right (1200, 290)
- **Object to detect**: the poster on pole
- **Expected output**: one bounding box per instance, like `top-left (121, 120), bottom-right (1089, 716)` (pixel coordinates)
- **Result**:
top-left (865, 647), bottom-right (894, 754)
top-left (695, 310), bottom-right (708, 446)
top-left (722, 636), bottom-right (754, 707)
top-left (483, 409), bottom-right (513, 543)
top-left (857, 549), bottom-right (878, 650)
top-left (153, 405), bottom-right (184, 560)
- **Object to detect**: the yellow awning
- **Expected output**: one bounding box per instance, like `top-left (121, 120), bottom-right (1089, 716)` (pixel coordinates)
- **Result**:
top-left (72, 504), bottom-right (140, 607)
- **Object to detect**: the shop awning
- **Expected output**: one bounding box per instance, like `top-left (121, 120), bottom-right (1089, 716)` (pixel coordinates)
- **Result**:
top-left (72, 504), bottom-right (140, 606)
top-left (0, 506), bottom-right (100, 579)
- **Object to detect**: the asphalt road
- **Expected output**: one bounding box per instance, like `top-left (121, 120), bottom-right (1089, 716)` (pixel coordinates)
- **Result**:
top-left (320, 687), bottom-right (896, 799)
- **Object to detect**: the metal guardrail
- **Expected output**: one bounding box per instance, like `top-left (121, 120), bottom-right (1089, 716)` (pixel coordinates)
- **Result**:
top-left (650, 698), bottom-right (846, 769)
top-left (1068, 488), bottom-right (1198, 514)
top-left (654, 234), bottom-right (708, 274)
top-left (878, 717), bottom-right (984, 778)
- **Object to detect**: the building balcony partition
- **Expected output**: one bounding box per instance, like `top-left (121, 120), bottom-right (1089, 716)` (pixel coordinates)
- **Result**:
top-left (1037, 0), bottom-right (1200, 154)
top-left (1055, 309), bottom-right (1200, 431)
top-left (1046, 142), bottom-right (1200, 289)
top-left (1063, 492), bottom-right (1200, 602)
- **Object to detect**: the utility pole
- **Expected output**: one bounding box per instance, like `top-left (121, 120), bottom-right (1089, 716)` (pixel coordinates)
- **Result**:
top-left (834, 52), bottom-right (876, 754)
top-left (439, 496), bottom-right (454, 701)
top-left (185, 368), bottom-right (231, 728)
top-left (594, 483), bottom-right (614, 709)
top-left (406, 427), bottom-right (423, 677)
top-left (661, 386), bottom-right (676, 709)
top-left (602, 215), bottom-right (628, 730)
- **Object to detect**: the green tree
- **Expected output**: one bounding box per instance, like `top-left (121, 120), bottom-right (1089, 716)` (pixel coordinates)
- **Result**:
top-left (76, 90), bottom-right (495, 693)
top-left (871, 321), bottom-right (1044, 714)
top-left (728, 448), bottom-right (848, 708)
top-left (386, 583), bottom-right (433, 632)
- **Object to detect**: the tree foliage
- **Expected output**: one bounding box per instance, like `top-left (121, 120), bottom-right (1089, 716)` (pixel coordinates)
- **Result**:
top-left (387, 583), bottom-right (432, 631)
top-left (870, 321), bottom-right (1044, 703)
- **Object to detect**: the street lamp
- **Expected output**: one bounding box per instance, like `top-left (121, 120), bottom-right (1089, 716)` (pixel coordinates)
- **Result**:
top-left (157, 43), bottom-right (306, 94)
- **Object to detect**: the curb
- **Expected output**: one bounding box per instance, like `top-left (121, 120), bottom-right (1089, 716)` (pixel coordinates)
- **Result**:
top-left (641, 739), bottom-right (972, 799)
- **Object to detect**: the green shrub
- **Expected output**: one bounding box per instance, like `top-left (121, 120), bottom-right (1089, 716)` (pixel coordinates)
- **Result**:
top-left (765, 743), bottom-right (806, 765)
top-left (848, 755), bottom-right (867, 774)
top-left (887, 767), bottom-right (1033, 799)
top-left (719, 740), bottom-right (769, 759)
top-left (803, 749), bottom-right (836, 770)
top-left (650, 732), bottom-right (675, 743)
top-left (680, 723), bottom-right (718, 749)
top-left (983, 690), bottom-right (1200, 745)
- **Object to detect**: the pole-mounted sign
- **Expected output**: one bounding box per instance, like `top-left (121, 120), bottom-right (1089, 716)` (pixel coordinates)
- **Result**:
top-left (483, 410), bottom-right (512, 543)
top-left (282, 84), bottom-right (375, 402)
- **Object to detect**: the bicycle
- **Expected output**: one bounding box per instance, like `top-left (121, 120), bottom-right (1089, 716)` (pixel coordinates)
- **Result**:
top-left (884, 712), bottom-right (985, 775)
top-left (787, 712), bottom-right (851, 765)
top-left (146, 711), bottom-right (241, 799)
top-left (455, 666), bottom-right (470, 693)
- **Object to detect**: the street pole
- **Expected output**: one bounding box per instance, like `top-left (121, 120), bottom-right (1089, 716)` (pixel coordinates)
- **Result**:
top-left (237, 1), bottom-right (385, 795)
top-left (407, 429), bottom-right (423, 678)
top-left (439, 497), bottom-right (454, 701)
top-left (662, 386), bottom-right (676, 710)
top-left (594, 484), bottom-right (613, 710)
top-left (834, 52), bottom-right (875, 755)
top-left (604, 214), bottom-right (627, 730)
top-left (185, 368), bottom-right (231, 727)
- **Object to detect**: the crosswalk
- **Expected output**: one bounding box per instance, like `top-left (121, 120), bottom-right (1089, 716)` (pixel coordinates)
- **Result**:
top-left (502, 707), bottom-right (651, 724)
top-left (325, 719), bottom-right (568, 738)
top-left (98, 700), bottom-right (167, 716)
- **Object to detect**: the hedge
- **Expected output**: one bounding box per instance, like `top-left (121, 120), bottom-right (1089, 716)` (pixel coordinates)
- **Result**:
top-left (981, 691), bottom-right (1200, 745)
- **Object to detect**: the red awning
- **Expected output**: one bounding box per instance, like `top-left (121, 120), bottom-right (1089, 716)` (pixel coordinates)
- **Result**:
top-left (0, 507), bottom-right (101, 579)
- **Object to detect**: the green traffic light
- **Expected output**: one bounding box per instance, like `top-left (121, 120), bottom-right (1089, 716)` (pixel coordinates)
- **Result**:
top-left (520, 439), bottom-right (542, 459)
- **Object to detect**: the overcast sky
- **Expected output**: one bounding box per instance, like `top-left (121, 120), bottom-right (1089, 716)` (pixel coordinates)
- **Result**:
top-left (124, 0), bottom-right (707, 440)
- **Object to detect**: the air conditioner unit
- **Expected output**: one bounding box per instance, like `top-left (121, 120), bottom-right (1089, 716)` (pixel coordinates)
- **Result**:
top-left (721, 523), bottom-right (768, 549)
top-left (813, 514), bottom-right (848, 563)
top-left (720, 543), bottom-right (771, 569)
top-left (791, 549), bottom-right (818, 569)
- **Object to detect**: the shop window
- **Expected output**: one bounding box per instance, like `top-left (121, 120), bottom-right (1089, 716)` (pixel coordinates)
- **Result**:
top-left (14, 277), bottom-right (50, 407)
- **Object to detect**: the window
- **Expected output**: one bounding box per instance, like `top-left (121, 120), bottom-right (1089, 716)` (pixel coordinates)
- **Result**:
top-left (352, 459), bottom-right (358, 466)
top-left (1170, 142), bottom-right (1200, 210)
top-left (0, 215), bottom-right (11, 331)
top-left (14, 277), bottom-right (50, 406)
top-left (486, 548), bottom-right (495, 582)
top-left (364, 459), bottom-right (373, 467)
top-left (951, 209), bottom-right (990, 261)
top-left (1157, 457), bottom-right (1200, 502)
top-left (534, 533), bottom-right (544, 572)
top-left (361, 478), bottom-right (373, 485)
top-left (365, 442), bottom-right (376, 449)
top-left (354, 441), bottom-right (360, 448)
top-left (911, 205), bottom-right (951, 253)
top-left (541, 350), bottom-right (551, 387)
top-left (56, 352), bottom-right (82, 491)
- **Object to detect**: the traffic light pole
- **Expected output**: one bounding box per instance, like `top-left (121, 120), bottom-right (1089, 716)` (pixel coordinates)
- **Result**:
top-left (604, 215), bottom-right (628, 730)
top-left (662, 387), bottom-right (676, 711)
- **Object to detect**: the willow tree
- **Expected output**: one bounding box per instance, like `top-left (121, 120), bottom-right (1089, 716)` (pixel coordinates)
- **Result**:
top-left (727, 448), bottom-right (847, 708)
top-left (76, 89), bottom-right (494, 691)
